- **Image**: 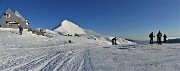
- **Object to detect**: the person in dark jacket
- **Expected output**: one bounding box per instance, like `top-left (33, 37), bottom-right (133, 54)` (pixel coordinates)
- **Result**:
top-left (112, 37), bottom-right (117, 45)
top-left (149, 32), bottom-right (154, 44)
top-left (18, 25), bottom-right (23, 35)
top-left (163, 34), bottom-right (167, 43)
top-left (157, 31), bottom-right (162, 45)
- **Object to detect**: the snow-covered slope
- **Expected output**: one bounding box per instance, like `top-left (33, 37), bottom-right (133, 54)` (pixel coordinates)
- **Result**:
top-left (83, 29), bottom-right (135, 45)
top-left (0, 28), bottom-right (102, 47)
top-left (53, 20), bottom-right (135, 45)
top-left (53, 20), bottom-right (86, 36)
top-left (1, 28), bottom-right (180, 71)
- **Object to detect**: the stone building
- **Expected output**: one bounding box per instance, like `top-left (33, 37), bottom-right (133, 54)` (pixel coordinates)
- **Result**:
top-left (0, 8), bottom-right (30, 29)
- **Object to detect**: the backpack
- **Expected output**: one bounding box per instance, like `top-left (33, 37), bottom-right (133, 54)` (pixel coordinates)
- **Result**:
top-left (149, 33), bottom-right (152, 38)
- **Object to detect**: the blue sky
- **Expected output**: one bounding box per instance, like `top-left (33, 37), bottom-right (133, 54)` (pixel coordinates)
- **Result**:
top-left (0, 0), bottom-right (180, 40)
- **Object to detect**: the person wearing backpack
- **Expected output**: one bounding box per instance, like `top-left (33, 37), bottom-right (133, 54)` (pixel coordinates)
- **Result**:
top-left (149, 32), bottom-right (154, 44)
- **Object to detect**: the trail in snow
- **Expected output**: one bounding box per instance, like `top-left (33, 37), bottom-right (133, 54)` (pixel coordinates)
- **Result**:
top-left (12, 47), bottom-right (94, 71)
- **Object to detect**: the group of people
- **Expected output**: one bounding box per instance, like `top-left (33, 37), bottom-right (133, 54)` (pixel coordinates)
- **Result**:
top-left (18, 25), bottom-right (169, 45)
top-left (149, 31), bottom-right (167, 45)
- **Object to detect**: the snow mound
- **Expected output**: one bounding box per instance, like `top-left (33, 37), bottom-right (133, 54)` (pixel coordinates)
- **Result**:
top-left (53, 20), bottom-right (86, 35)
top-left (83, 29), bottom-right (136, 45)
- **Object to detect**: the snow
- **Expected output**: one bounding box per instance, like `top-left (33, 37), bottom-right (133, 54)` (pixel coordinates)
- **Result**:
top-left (83, 29), bottom-right (135, 45)
top-left (53, 20), bottom-right (86, 36)
top-left (52, 20), bottom-right (135, 45)
top-left (0, 28), bottom-right (180, 71)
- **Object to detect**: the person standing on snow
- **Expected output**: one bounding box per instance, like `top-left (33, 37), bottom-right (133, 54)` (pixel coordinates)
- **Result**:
top-left (18, 25), bottom-right (23, 35)
top-left (112, 37), bottom-right (117, 45)
top-left (163, 34), bottom-right (167, 43)
top-left (149, 32), bottom-right (154, 44)
top-left (157, 31), bottom-right (162, 45)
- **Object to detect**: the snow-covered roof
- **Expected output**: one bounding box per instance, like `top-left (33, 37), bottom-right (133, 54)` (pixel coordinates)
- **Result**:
top-left (15, 11), bottom-right (25, 21)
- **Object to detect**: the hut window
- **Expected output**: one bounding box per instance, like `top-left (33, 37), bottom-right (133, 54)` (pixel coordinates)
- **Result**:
top-left (6, 21), bottom-right (9, 25)
top-left (5, 13), bottom-right (10, 18)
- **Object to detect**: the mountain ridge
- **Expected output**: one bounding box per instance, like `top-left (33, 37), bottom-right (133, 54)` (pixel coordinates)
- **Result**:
top-left (52, 20), bottom-right (136, 45)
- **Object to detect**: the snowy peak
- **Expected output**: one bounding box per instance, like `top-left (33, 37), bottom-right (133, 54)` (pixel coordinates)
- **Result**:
top-left (53, 20), bottom-right (86, 35)
top-left (52, 20), bottom-right (135, 45)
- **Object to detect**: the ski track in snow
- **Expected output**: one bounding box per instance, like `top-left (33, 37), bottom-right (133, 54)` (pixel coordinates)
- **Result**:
top-left (1, 44), bottom-right (180, 71)
top-left (15, 51), bottom-right (63, 71)
top-left (5, 48), bottom-right (94, 71)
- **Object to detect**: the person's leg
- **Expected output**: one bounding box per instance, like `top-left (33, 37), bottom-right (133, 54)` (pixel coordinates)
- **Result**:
top-left (151, 38), bottom-right (153, 44)
top-left (157, 38), bottom-right (159, 44)
top-left (157, 37), bottom-right (158, 44)
top-left (150, 38), bottom-right (152, 44)
top-left (159, 38), bottom-right (161, 44)
top-left (160, 39), bottom-right (162, 44)
top-left (19, 29), bottom-right (20, 34)
top-left (20, 31), bottom-right (22, 35)
top-left (20, 29), bottom-right (22, 35)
